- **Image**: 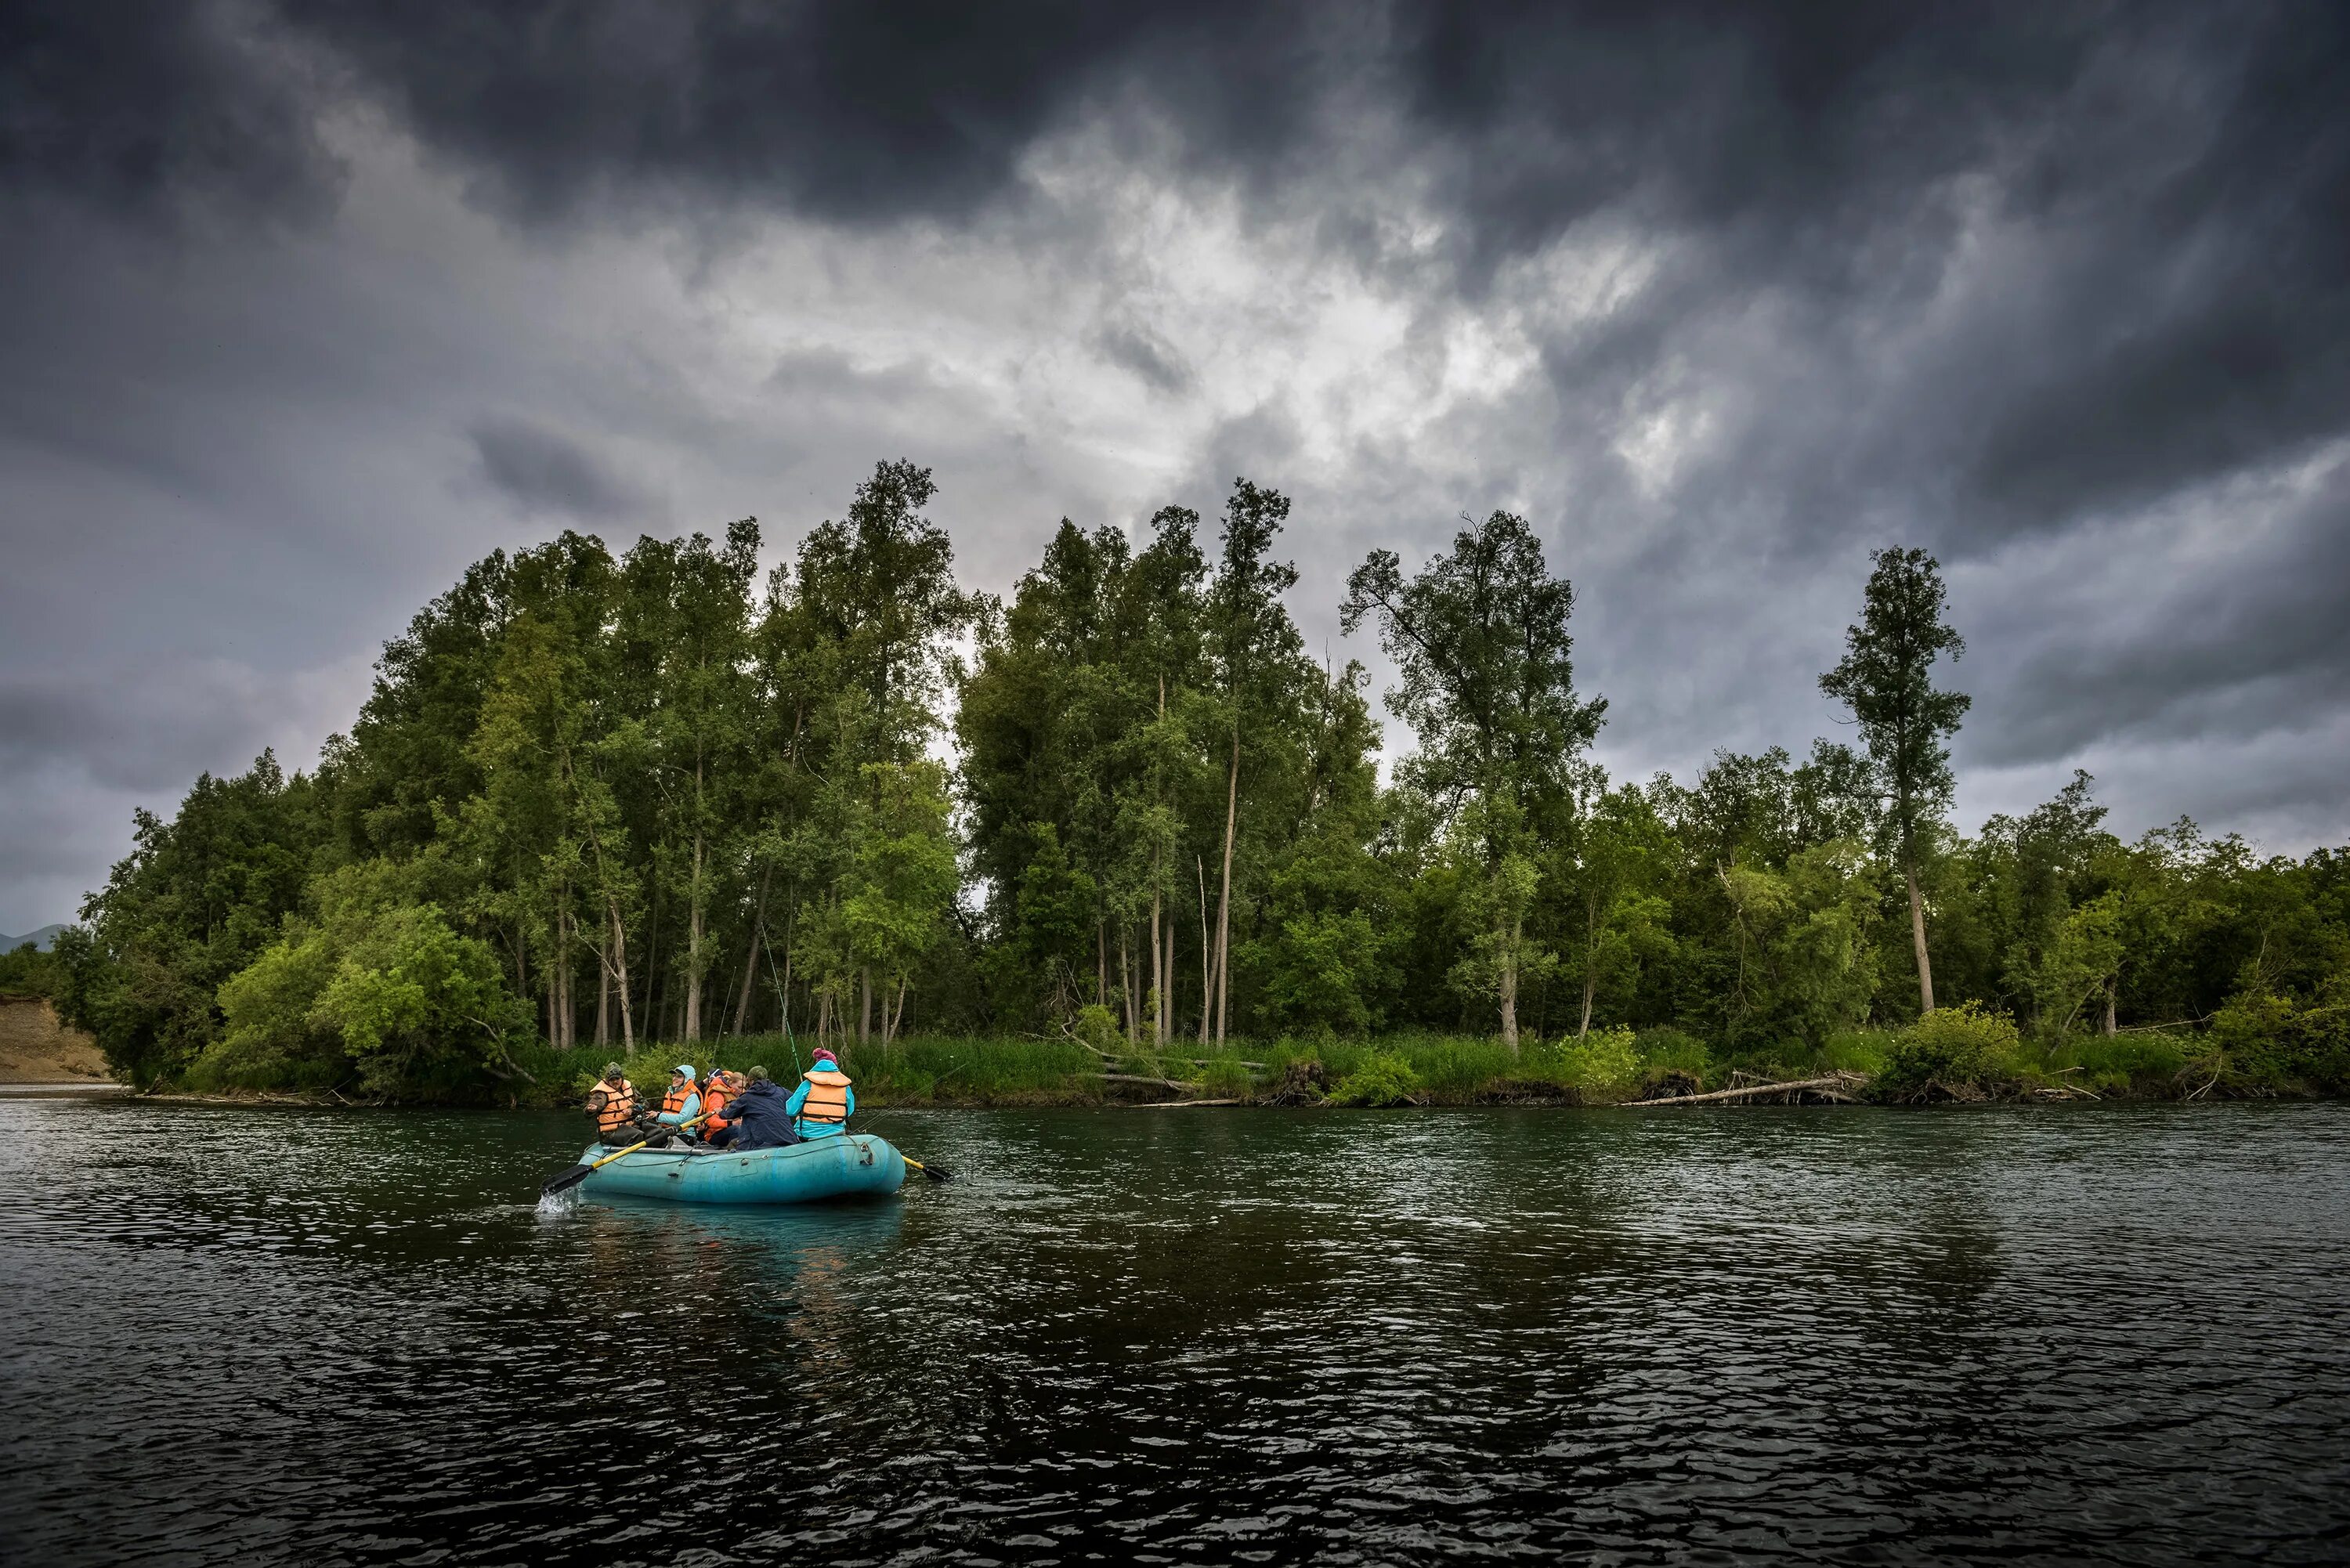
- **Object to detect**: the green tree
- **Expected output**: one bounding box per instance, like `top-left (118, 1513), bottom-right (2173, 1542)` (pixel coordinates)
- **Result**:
top-left (215, 859), bottom-right (533, 1100)
top-left (793, 461), bottom-right (978, 1038)
top-left (1715, 839), bottom-right (1884, 1051)
top-left (62, 752), bottom-right (321, 1086)
top-left (840, 761), bottom-right (960, 1044)
top-left (623, 519), bottom-right (761, 1041)
top-left (1343, 511), bottom-right (1604, 1050)
top-left (1204, 480), bottom-right (1307, 1046)
top-left (1556, 782), bottom-right (1677, 1039)
top-left (1820, 547), bottom-right (1970, 1014)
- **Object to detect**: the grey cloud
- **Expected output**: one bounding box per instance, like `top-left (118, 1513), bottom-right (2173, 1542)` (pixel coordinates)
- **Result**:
top-left (1092, 322), bottom-right (1195, 397)
top-left (470, 415), bottom-right (643, 519)
top-left (0, 652), bottom-right (371, 930)
top-left (0, 661), bottom-right (351, 797)
top-left (1969, 462), bottom-right (2350, 766)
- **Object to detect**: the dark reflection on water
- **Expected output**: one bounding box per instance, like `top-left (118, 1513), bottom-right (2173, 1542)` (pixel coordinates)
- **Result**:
top-left (3, 1099), bottom-right (2347, 1566)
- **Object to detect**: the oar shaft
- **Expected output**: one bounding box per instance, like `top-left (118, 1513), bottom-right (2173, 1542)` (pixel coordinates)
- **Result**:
top-left (584, 1111), bottom-right (714, 1173)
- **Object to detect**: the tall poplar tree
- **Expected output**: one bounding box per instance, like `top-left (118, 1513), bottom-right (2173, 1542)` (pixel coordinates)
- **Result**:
top-left (1343, 511), bottom-right (1603, 1051)
top-left (790, 461), bottom-right (975, 1039)
top-left (1207, 480), bottom-right (1302, 1046)
top-left (1820, 546), bottom-right (1970, 1015)
top-left (626, 519), bottom-right (761, 1041)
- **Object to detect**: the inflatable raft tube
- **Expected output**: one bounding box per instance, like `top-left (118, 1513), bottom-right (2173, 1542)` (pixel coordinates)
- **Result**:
top-left (575, 1133), bottom-right (906, 1205)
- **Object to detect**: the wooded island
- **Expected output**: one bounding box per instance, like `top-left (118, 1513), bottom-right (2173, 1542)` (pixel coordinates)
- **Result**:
top-left (24, 461), bottom-right (2347, 1106)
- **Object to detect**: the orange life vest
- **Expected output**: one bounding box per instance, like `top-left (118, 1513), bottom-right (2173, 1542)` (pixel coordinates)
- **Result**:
top-left (799, 1068), bottom-right (851, 1127)
top-left (702, 1075), bottom-right (735, 1125)
top-left (661, 1080), bottom-right (698, 1118)
top-left (589, 1079), bottom-right (637, 1136)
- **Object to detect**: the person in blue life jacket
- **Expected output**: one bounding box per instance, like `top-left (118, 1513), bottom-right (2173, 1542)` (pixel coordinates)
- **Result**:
top-left (720, 1067), bottom-right (801, 1151)
top-left (655, 1064), bottom-right (702, 1136)
top-left (786, 1047), bottom-right (855, 1139)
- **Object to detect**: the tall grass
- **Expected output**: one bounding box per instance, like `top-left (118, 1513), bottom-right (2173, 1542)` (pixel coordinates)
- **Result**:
top-left (468, 1015), bottom-right (2264, 1113)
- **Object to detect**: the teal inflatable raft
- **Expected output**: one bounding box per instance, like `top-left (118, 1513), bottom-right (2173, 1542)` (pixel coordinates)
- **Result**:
top-left (575, 1133), bottom-right (906, 1205)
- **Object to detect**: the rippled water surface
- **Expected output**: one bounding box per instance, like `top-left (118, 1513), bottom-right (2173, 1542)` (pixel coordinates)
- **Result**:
top-left (4, 1097), bottom-right (2348, 1565)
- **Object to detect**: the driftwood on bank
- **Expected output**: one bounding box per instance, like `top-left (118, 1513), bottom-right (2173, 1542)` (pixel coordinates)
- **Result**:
top-left (1122, 1097), bottom-right (1243, 1109)
top-left (1073, 1041), bottom-right (1267, 1071)
top-left (1097, 1071), bottom-right (1193, 1092)
top-left (1632, 1071), bottom-right (1867, 1107)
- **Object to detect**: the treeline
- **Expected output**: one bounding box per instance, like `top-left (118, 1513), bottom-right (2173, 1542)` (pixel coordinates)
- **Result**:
top-left (48, 461), bottom-right (2350, 1100)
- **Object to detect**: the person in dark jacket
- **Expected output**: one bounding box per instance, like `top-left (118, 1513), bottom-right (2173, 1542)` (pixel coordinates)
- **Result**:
top-left (721, 1067), bottom-right (801, 1151)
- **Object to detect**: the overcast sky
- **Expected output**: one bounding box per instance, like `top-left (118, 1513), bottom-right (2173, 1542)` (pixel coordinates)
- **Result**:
top-left (2, 2), bottom-right (2346, 932)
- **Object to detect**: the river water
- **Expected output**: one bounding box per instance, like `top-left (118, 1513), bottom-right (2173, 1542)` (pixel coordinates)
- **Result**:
top-left (2, 1096), bottom-right (2347, 1566)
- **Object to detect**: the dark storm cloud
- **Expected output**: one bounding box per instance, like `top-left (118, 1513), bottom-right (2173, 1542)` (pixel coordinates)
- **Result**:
top-left (469, 415), bottom-right (643, 519)
top-left (3, 0), bottom-right (2348, 925)
top-left (275, 0), bottom-right (1334, 227)
top-left (0, 0), bottom-right (342, 222)
top-left (1376, 2), bottom-right (2350, 535)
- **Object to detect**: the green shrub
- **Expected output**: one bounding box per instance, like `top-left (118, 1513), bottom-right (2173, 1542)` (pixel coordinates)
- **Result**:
top-left (1329, 1051), bottom-right (1423, 1107)
top-left (0, 941), bottom-right (61, 1001)
top-left (1529, 1027), bottom-right (1642, 1094)
top-left (1875, 1002), bottom-right (2021, 1100)
top-left (1196, 1053), bottom-right (1256, 1098)
top-left (205, 880), bottom-right (533, 1101)
top-left (1635, 1027), bottom-right (1712, 1078)
top-left (1820, 1028), bottom-right (1895, 1078)
top-left (2190, 985), bottom-right (2350, 1096)
top-left (1406, 1035), bottom-right (1518, 1097)
top-left (2037, 1031), bottom-right (2189, 1095)
top-left (1072, 1005), bottom-right (1120, 1053)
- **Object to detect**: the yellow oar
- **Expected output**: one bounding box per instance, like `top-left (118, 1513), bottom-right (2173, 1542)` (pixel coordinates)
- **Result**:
top-left (543, 1111), bottom-right (713, 1197)
top-left (900, 1152), bottom-right (953, 1183)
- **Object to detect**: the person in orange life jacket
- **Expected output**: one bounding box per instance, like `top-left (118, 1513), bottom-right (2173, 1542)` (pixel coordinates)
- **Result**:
top-left (785, 1048), bottom-right (855, 1139)
top-left (585, 1064), bottom-right (639, 1147)
top-left (699, 1069), bottom-right (741, 1147)
top-left (721, 1068), bottom-right (801, 1151)
top-left (656, 1064), bottom-right (702, 1137)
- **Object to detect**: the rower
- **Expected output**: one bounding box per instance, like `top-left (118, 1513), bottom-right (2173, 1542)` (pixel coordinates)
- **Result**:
top-left (786, 1048), bottom-right (855, 1140)
top-left (586, 1064), bottom-right (638, 1147)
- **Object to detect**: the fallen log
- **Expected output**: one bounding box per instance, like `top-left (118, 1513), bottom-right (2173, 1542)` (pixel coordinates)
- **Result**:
top-left (1075, 1042), bottom-right (1268, 1071)
top-left (1632, 1072), bottom-right (1866, 1107)
top-left (1123, 1098), bottom-right (1243, 1109)
top-left (1096, 1071), bottom-right (1193, 1092)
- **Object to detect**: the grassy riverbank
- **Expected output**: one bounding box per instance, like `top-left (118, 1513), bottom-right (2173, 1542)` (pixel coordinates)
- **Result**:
top-left (501, 1001), bottom-right (2338, 1111)
top-left (150, 985), bottom-right (2345, 1109)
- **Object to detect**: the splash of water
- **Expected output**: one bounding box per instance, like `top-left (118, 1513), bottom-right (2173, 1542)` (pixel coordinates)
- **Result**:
top-left (534, 1186), bottom-right (580, 1220)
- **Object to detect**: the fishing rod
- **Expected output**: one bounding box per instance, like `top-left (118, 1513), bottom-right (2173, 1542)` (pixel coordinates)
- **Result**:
top-left (844, 1043), bottom-right (967, 1184)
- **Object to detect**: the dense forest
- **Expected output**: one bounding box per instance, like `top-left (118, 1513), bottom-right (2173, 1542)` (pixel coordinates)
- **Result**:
top-left (36, 461), bottom-right (2349, 1103)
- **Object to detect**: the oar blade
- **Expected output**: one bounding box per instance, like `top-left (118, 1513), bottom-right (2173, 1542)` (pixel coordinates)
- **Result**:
top-left (540, 1162), bottom-right (596, 1197)
top-left (902, 1154), bottom-right (954, 1183)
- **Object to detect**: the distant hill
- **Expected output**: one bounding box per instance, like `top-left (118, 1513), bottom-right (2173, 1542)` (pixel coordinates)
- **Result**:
top-left (0, 925), bottom-right (68, 952)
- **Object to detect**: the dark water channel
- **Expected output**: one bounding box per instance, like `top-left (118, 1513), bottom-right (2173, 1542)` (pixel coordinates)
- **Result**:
top-left (3, 1096), bottom-right (2347, 1566)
